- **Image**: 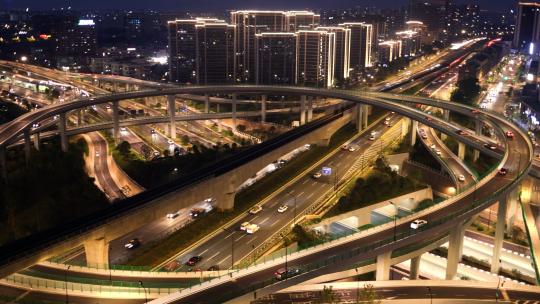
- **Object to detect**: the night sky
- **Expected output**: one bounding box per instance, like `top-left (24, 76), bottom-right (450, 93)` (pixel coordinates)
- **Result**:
top-left (1, 0), bottom-right (518, 12)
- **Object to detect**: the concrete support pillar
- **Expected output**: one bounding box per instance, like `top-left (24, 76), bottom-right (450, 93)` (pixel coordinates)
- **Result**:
top-left (491, 197), bottom-right (508, 273)
top-left (33, 132), bottom-right (40, 151)
top-left (376, 251), bottom-right (392, 281)
top-left (23, 130), bottom-right (31, 162)
top-left (168, 95), bottom-right (176, 139)
top-left (216, 103), bottom-right (220, 113)
top-left (204, 94), bottom-right (210, 113)
top-left (0, 147), bottom-right (6, 181)
top-left (307, 96), bottom-right (313, 122)
top-left (458, 142), bottom-right (466, 160)
top-left (232, 94), bottom-right (237, 131)
top-left (355, 104), bottom-right (363, 132)
top-left (300, 95), bottom-right (307, 125)
top-left (410, 255), bottom-right (421, 279)
top-left (443, 109), bottom-right (450, 121)
top-left (473, 149), bottom-right (480, 162)
top-left (84, 238), bottom-right (110, 268)
top-left (77, 109), bottom-right (82, 127)
top-left (112, 101), bottom-right (119, 144)
top-left (125, 83), bottom-right (130, 92)
top-left (506, 190), bottom-right (519, 234)
top-left (411, 120), bottom-right (418, 146)
top-left (475, 120), bottom-right (483, 136)
top-left (113, 82), bottom-right (118, 92)
top-left (58, 112), bottom-right (68, 152)
top-left (261, 95), bottom-right (267, 123)
top-left (446, 222), bottom-right (466, 280)
top-left (362, 105), bottom-right (369, 129)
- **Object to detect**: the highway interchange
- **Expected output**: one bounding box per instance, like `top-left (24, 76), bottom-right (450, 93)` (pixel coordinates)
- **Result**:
top-left (0, 41), bottom-right (538, 303)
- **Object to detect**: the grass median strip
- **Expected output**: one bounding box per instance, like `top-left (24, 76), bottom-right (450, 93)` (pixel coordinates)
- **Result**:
top-left (125, 123), bottom-right (358, 268)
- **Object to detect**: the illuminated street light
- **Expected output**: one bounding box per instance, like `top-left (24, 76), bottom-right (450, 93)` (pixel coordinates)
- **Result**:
top-left (20, 56), bottom-right (28, 62)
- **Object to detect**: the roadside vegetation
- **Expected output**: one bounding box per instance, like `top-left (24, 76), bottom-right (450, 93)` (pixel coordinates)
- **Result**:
top-left (325, 157), bottom-right (426, 217)
top-left (0, 139), bottom-right (109, 246)
top-left (0, 98), bottom-right (27, 124)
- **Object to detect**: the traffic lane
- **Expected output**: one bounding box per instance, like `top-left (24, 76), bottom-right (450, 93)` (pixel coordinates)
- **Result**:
top-left (108, 210), bottom-right (193, 265)
top-left (419, 124), bottom-right (475, 185)
top-left (87, 132), bottom-right (124, 201)
top-left (258, 286), bottom-right (540, 302)
top-left (174, 125), bottom-right (529, 303)
top-left (171, 116), bottom-right (395, 270)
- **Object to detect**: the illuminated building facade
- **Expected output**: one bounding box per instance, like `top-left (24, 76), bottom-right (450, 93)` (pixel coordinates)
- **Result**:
top-left (168, 18), bottom-right (234, 84)
top-left (255, 32), bottom-right (297, 85)
top-left (296, 30), bottom-right (335, 88)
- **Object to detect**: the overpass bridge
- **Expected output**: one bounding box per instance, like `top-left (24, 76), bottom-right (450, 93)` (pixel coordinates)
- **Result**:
top-left (0, 86), bottom-right (533, 302)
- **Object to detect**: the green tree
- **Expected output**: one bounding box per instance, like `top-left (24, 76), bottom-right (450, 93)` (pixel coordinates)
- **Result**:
top-left (358, 283), bottom-right (381, 304)
top-left (320, 285), bottom-right (340, 303)
top-left (140, 144), bottom-right (151, 160)
top-left (237, 124), bottom-right (247, 132)
top-left (181, 135), bottom-right (190, 145)
top-left (117, 141), bottom-right (131, 155)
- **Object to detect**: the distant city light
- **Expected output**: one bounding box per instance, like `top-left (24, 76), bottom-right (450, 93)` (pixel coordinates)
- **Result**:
top-left (78, 19), bottom-right (95, 26)
top-left (150, 56), bottom-right (168, 65)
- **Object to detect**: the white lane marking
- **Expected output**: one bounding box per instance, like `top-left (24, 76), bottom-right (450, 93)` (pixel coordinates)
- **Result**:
top-left (259, 217), bottom-right (270, 225)
top-left (224, 232), bottom-right (235, 239)
top-left (270, 219), bottom-right (280, 227)
top-left (246, 236), bottom-right (259, 244)
top-left (250, 215), bottom-right (260, 221)
top-left (302, 179), bottom-right (309, 185)
top-left (207, 252), bottom-right (219, 261)
top-left (306, 192), bottom-right (314, 200)
top-left (298, 191), bottom-right (305, 197)
top-left (217, 255), bottom-right (231, 265)
top-left (199, 248), bottom-right (209, 256)
top-left (235, 234), bottom-right (246, 242)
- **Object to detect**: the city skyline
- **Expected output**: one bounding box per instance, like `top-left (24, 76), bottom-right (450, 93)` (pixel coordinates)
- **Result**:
top-left (2, 0), bottom-right (517, 12)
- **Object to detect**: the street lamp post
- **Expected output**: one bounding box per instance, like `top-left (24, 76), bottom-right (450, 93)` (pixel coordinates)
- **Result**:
top-left (389, 201), bottom-right (398, 241)
top-left (427, 286), bottom-right (433, 304)
top-left (65, 265), bottom-right (71, 304)
top-left (139, 281), bottom-right (148, 304)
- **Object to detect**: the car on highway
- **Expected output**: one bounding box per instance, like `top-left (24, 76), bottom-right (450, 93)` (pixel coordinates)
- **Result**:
top-left (505, 131), bottom-right (514, 139)
top-left (341, 144), bottom-right (349, 150)
top-left (167, 211), bottom-right (180, 219)
top-left (458, 174), bottom-right (465, 182)
top-left (185, 256), bottom-right (203, 266)
top-left (455, 130), bottom-right (467, 136)
top-left (384, 120), bottom-right (390, 126)
top-left (120, 127), bottom-right (127, 132)
top-left (471, 109), bottom-right (480, 114)
top-left (190, 208), bottom-right (206, 219)
top-left (124, 238), bottom-right (140, 249)
top-left (484, 143), bottom-right (497, 150)
top-left (369, 135), bottom-right (376, 141)
top-left (207, 265), bottom-right (220, 271)
top-left (274, 267), bottom-right (301, 280)
top-left (246, 224), bottom-right (260, 234)
top-left (31, 123), bottom-right (40, 129)
top-left (430, 144), bottom-right (436, 150)
top-left (240, 221), bottom-right (251, 230)
top-left (435, 149), bottom-right (442, 156)
top-left (425, 116), bottom-right (432, 121)
top-left (498, 168), bottom-right (508, 176)
top-left (151, 128), bottom-right (156, 134)
top-left (95, 151), bottom-right (100, 157)
top-left (278, 205), bottom-right (288, 213)
top-left (410, 219), bottom-right (427, 229)
top-left (312, 172), bottom-right (322, 179)
top-left (249, 205), bottom-right (262, 214)
top-left (348, 146), bottom-right (357, 152)
top-left (168, 139), bottom-right (175, 145)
